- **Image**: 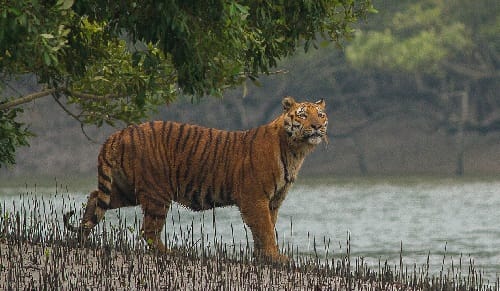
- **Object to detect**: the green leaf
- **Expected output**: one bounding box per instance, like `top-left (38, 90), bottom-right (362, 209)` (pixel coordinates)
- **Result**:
top-left (42, 51), bottom-right (52, 66)
top-left (320, 40), bottom-right (330, 48)
top-left (40, 33), bottom-right (55, 39)
top-left (135, 91), bottom-right (146, 108)
top-left (57, 0), bottom-right (74, 10)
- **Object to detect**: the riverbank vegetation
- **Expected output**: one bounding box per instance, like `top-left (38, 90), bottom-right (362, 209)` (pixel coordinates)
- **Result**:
top-left (0, 190), bottom-right (497, 290)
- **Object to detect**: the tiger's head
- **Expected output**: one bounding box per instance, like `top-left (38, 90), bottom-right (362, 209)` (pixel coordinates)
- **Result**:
top-left (282, 96), bottom-right (328, 145)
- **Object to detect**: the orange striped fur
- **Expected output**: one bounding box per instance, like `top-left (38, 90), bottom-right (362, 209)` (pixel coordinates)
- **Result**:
top-left (64, 96), bottom-right (328, 262)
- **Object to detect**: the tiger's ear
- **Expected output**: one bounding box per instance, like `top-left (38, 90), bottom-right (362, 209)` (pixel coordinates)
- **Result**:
top-left (282, 96), bottom-right (296, 112)
top-left (315, 98), bottom-right (326, 109)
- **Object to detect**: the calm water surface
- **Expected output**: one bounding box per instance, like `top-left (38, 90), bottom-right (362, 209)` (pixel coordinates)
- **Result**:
top-left (1, 177), bottom-right (499, 281)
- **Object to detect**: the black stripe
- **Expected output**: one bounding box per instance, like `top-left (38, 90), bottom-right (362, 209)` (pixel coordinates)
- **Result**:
top-left (198, 129), bottom-right (214, 162)
top-left (144, 212), bottom-right (166, 220)
top-left (240, 162), bottom-right (246, 188)
top-left (248, 128), bottom-right (260, 177)
top-left (182, 128), bottom-right (213, 204)
top-left (185, 127), bottom-right (202, 161)
top-left (184, 127), bottom-right (203, 176)
top-left (154, 122), bottom-right (171, 195)
top-left (174, 164), bottom-right (182, 194)
top-left (184, 180), bottom-right (194, 200)
top-left (136, 127), bottom-right (149, 187)
top-left (90, 214), bottom-right (99, 224)
top-left (191, 189), bottom-right (202, 210)
top-left (165, 122), bottom-right (174, 144)
top-left (136, 188), bottom-right (167, 206)
top-left (129, 126), bottom-right (138, 187)
top-left (98, 182), bottom-right (111, 195)
top-left (213, 131), bottom-right (231, 204)
top-left (97, 198), bottom-right (110, 210)
top-left (119, 129), bottom-right (127, 169)
top-left (224, 131), bottom-right (239, 183)
top-left (280, 149), bottom-right (290, 183)
top-left (138, 124), bottom-right (156, 178)
top-left (172, 124), bottom-right (186, 190)
top-left (272, 171), bottom-right (278, 195)
top-left (98, 165), bottom-right (111, 182)
top-left (174, 127), bottom-right (194, 192)
top-left (231, 131), bottom-right (240, 158)
top-left (168, 165), bottom-right (177, 200)
top-left (164, 122), bottom-right (176, 194)
top-left (249, 127), bottom-right (260, 142)
top-left (218, 187), bottom-right (225, 206)
top-left (210, 131), bottom-right (222, 169)
top-left (225, 131), bottom-right (240, 202)
top-left (148, 125), bottom-right (166, 180)
top-left (198, 130), bottom-right (222, 187)
top-left (195, 129), bottom-right (216, 186)
top-left (100, 139), bottom-right (113, 168)
top-left (242, 130), bottom-right (250, 154)
top-left (137, 128), bottom-right (150, 176)
top-left (204, 187), bottom-right (215, 209)
top-left (220, 131), bottom-right (231, 161)
top-left (161, 121), bottom-right (168, 138)
top-left (244, 127), bottom-right (259, 180)
top-left (114, 182), bottom-right (137, 206)
top-left (149, 121), bottom-right (158, 148)
top-left (174, 124), bottom-right (187, 153)
top-left (181, 127), bottom-right (203, 196)
top-left (180, 126), bottom-right (193, 150)
top-left (129, 125), bottom-right (137, 157)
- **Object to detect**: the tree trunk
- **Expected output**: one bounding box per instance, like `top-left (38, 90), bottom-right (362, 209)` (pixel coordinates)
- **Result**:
top-left (352, 136), bottom-right (368, 176)
top-left (456, 90), bottom-right (469, 176)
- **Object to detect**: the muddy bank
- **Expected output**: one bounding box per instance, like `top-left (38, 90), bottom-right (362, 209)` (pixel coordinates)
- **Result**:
top-left (1, 240), bottom-right (398, 290)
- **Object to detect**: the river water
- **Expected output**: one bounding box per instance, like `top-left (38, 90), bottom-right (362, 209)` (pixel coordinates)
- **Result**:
top-left (1, 177), bottom-right (499, 281)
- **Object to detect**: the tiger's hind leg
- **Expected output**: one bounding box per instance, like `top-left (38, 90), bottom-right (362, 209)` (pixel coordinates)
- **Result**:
top-left (140, 199), bottom-right (171, 253)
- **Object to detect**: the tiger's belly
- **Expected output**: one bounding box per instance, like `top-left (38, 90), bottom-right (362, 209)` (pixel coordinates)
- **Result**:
top-left (173, 188), bottom-right (236, 211)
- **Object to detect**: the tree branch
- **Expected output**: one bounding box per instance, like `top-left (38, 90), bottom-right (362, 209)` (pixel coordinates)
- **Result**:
top-left (61, 88), bottom-right (119, 101)
top-left (0, 88), bottom-right (56, 111)
top-left (51, 93), bottom-right (99, 144)
top-left (0, 87), bottom-right (123, 112)
top-left (51, 93), bottom-right (83, 123)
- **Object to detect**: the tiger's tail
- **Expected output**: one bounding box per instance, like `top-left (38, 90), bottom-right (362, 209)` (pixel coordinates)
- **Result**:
top-left (63, 188), bottom-right (109, 242)
top-left (63, 147), bottom-right (114, 242)
top-left (62, 210), bottom-right (79, 232)
top-left (63, 210), bottom-right (91, 242)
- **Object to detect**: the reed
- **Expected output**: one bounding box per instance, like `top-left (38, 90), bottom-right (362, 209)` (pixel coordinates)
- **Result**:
top-left (0, 189), bottom-right (497, 290)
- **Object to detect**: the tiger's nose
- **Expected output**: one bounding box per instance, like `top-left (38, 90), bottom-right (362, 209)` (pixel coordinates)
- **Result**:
top-left (311, 123), bottom-right (322, 130)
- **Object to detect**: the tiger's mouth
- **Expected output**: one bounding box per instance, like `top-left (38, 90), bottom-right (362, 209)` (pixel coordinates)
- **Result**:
top-left (304, 132), bottom-right (324, 145)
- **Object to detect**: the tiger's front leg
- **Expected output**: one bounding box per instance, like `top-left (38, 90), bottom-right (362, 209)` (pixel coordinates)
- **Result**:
top-left (240, 199), bottom-right (288, 263)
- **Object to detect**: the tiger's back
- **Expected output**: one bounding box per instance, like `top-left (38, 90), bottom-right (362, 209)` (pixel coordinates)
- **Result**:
top-left (64, 96), bottom-right (328, 262)
top-left (102, 121), bottom-right (286, 211)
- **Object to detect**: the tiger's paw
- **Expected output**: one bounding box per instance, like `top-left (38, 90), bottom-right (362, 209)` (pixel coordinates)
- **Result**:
top-left (254, 250), bottom-right (290, 265)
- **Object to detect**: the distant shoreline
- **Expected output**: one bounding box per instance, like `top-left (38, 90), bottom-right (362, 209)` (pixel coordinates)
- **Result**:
top-left (1, 174), bottom-right (499, 189)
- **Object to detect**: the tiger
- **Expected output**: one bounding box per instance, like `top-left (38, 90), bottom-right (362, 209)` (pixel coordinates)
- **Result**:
top-left (64, 96), bottom-right (328, 263)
